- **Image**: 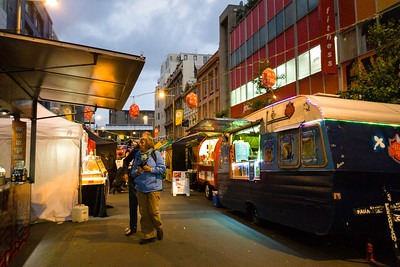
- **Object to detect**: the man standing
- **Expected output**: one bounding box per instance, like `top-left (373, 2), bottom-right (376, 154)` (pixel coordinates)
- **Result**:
top-left (132, 136), bottom-right (166, 244)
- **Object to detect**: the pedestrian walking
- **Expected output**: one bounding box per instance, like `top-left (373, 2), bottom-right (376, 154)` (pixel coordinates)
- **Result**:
top-left (123, 132), bottom-right (153, 236)
top-left (132, 136), bottom-right (166, 244)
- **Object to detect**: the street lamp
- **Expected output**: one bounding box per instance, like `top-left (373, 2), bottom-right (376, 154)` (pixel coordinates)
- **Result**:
top-left (16, 0), bottom-right (59, 34)
top-left (158, 89), bottom-right (175, 141)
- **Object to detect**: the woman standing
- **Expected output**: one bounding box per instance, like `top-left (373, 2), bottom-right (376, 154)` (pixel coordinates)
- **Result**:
top-left (132, 136), bottom-right (166, 244)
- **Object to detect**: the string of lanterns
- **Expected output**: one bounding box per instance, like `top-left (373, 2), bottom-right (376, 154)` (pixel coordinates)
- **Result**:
top-left (129, 103), bottom-right (140, 119)
top-left (186, 92), bottom-right (198, 109)
top-left (261, 67), bottom-right (276, 88)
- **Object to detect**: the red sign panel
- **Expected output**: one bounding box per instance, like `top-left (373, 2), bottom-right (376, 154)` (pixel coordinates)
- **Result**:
top-left (319, 0), bottom-right (337, 74)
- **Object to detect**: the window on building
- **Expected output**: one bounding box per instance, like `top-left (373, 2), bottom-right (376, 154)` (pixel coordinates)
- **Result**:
top-left (286, 58), bottom-right (296, 84)
top-left (247, 36), bottom-right (254, 56)
top-left (209, 99), bottom-right (214, 116)
top-left (37, 16), bottom-right (44, 35)
top-left (296, 0), bottom-right (308, 20)
top-left (253, 31), bottom-right (259, 51)
top-left (276, 64), bottom-right (286, 87)
top-left (259, 25), bottom-right (266, 47)
top-left (298, 50), bottom-right (310, 79)
top-left (209, 74), bottom-right (214, 94)
top-left (268, 18), bottom-right (276, 41)
top-left (285, 3), bottom-right (294, 28)
top-left (308, 0), bottom-right (318, 11)
top-left (240, 85), bottom-right (246, 103)
top-left (184, 54), bottom-right (188, 60)
top-left (203, 56), bottom-right (208, 64)
top-left (203, 80), bottom-right (208, 98)
top-left (310, 45), bottom-right (321, 74)
top-left (276, 10), bottom-right (284, 36)
top-left (247, 81), bottom-right (255, 99)
top-left (240, 44), bottom-right (246, 62)
top-left (231, 89), bottom-right (236, 106)
top-left (194, 55), bottom-right (197, 60)
top-left (341, 29), bottom-right (357, 62)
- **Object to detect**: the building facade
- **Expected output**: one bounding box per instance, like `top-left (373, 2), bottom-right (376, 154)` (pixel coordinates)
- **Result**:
top-left (196, 51), bottom-right (222, 121)
top-left (155, 53), bottom-right (212, 141)
top-left (101, 109), bottom-right (154, 142)
top-left (224, 0), bottom-right (400, 118)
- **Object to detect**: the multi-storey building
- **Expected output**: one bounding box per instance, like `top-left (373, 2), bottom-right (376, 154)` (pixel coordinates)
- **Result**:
top-left (0, 0), bottom-right (55, 38)
top-left (221, 0), bottom-right (400, 118)
top-left (102, 109), bottom-right (154, 142)
top-left (155, 53), bottom-right (212, 141)
top-left (196, 51), bottom-right (222, 121)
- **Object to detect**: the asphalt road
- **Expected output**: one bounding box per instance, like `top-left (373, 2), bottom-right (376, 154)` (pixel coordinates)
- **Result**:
top-left (10, 180), bottom-right (394, 267)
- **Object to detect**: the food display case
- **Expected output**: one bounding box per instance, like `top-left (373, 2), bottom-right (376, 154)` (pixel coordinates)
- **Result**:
top-left (81, 154), bottom-right (108, 185)
top-left (0, 166), bottom-right (6, 186)
top-left (81, 154), bottom-right (108, 217)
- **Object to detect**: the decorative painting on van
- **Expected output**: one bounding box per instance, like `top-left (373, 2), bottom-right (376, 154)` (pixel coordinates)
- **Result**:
top-left (388, 134), bottom-right (400, 164)
top-left (263, 139), bottom-right (274, 164)
top-left (372, 134), bottom-right (386, 151)
top-left (285, 102), bottom-right (295, 118)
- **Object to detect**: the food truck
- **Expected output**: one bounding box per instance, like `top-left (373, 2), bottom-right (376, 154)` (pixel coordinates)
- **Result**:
top-left (190, 119), bottom-right (261, 199)
top-left (192, 94), bottom-right (400, 238)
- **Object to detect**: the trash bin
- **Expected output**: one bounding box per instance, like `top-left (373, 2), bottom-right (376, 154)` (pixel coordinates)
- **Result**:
top-left (212, 191), bottom-right (221, 208)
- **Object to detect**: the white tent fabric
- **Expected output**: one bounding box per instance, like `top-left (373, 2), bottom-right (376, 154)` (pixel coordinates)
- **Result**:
top-left (0, 104), bottom-right (87, 222)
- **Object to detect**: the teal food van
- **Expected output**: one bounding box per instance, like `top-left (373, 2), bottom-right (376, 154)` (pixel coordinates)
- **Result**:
top-left (194, 95), bottom-right (400, 237)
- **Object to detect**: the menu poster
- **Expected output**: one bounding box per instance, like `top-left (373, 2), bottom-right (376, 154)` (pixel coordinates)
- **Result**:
top-left (234, 141), bottom-right (249, 162)
top-left (11, 121), bottom-right (27, 170)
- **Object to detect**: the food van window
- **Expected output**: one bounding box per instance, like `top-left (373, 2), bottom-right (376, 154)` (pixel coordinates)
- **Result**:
top-left (263, 139), bottom-right (275, 164)
top-left (301, 125), bottom-right (327, 167)
top-left (278, 129), bottom-right (300, 168)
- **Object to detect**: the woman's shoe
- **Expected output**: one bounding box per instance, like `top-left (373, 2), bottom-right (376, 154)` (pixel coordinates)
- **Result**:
top-left (125, 228), bottom-right (136, 236)
top-left (139, 237), bottom-right (156, 245)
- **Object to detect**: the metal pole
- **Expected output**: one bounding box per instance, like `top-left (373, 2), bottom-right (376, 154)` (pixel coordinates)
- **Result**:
top-left (16, 0), bottom-right (22, 34)
top-left (172, 96), bottom-right (175, 141)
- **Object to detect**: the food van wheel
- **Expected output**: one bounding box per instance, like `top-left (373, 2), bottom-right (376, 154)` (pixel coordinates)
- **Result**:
top-left (205, 183), bottom-right (213, 200)
top-left (246, 203), bottom-right (260, 225)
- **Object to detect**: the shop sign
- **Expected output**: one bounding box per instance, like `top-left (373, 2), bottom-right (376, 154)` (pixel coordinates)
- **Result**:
top-left (11, 121), bottom-right (26, 169)
top-left (319, 0), bottom-right (337, 74)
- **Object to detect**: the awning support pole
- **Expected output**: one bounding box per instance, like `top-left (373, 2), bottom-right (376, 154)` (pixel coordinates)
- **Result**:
top-left (29, 98), bottom-right (37, 183)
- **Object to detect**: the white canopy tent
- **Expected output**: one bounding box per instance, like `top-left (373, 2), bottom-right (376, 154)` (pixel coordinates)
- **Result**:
top-left (0, 104), bottom-right (87, 222)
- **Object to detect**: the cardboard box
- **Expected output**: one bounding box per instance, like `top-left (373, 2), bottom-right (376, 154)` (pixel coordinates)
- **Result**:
top-left (72, 204), bottom-right (89, 223)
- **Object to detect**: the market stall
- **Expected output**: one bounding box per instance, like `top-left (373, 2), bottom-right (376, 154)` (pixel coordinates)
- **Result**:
top-left (0, 104), bottom-right (86, 222)
top-left (172, 133), bottom-right (206, 189)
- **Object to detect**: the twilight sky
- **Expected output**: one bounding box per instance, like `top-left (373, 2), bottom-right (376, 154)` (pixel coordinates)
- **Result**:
top-left (47, 0), bottom-right (238, 126)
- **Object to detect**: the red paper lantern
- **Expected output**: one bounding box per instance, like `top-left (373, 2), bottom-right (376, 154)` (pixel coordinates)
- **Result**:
top-left (261, 68), bottom-right (276, 88)
top-left (186, 92), bottom-right (198, 109)
top-left (129, 103), bottom-right (140, 118)
top-left (84, 106), bottom-right (94, 120)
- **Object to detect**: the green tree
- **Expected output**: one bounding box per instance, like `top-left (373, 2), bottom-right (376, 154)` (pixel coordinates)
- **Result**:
top-left (339, 19), bottom-right (400, 104)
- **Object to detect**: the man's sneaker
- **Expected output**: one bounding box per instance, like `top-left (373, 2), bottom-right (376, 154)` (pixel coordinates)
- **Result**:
top-left (125, 228), bottom-right (136, 236)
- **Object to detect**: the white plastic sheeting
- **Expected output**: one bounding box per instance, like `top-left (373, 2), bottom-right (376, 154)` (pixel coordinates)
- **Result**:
top-left (0, 104), bottom-right (87, 222)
